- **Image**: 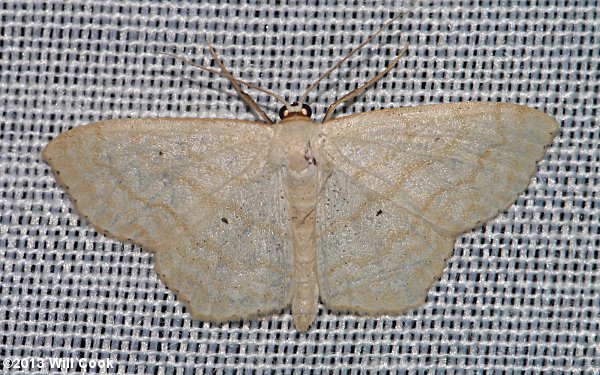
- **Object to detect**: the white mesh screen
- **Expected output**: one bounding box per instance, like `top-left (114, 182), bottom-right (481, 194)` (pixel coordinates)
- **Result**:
top-left (1, 0), bottom-right (598, 373)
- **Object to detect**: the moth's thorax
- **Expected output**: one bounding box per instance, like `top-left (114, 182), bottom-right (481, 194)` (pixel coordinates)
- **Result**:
top-left (270, 117), bottom-right (323, 173)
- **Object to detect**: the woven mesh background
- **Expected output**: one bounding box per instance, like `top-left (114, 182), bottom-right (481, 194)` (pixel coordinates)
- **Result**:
top-left (1, 0), bottom-right (598, 373)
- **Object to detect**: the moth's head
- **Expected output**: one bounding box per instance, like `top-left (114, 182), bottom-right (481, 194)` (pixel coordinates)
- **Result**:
top-left (279, 101), bottom-right (312, 120)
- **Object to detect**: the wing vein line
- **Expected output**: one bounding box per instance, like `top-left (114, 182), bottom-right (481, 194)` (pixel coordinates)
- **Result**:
top-left (331, 136), bottom-right (526, 174)
top-left (325, 143), bottom-right (452, 237)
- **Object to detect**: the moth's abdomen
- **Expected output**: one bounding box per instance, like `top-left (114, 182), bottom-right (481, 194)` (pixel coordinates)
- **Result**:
top-left (282, 157), bottom-right (320, 332)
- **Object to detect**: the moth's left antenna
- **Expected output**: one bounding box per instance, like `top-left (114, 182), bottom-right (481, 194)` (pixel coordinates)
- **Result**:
top-left (205, 42), bottom-right (274, 124)
top-left (159, 52), bottom-right (291, 113)
top-left (159, 43), bottom-right (295, 124)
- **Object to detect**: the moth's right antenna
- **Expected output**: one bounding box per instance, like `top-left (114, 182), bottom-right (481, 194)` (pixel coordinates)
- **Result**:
top-left (323, 44), bottom-right (408, 122)
top-left (297, 14), bottom-right (403, 108)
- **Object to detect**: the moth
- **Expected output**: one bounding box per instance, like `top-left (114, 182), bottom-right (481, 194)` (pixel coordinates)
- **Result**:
top-left (43, 20), bottom-right (559, 331)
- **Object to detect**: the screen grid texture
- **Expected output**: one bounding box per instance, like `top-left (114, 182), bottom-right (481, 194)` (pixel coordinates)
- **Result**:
top-left (1, 0), bottom-right (599, 373)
